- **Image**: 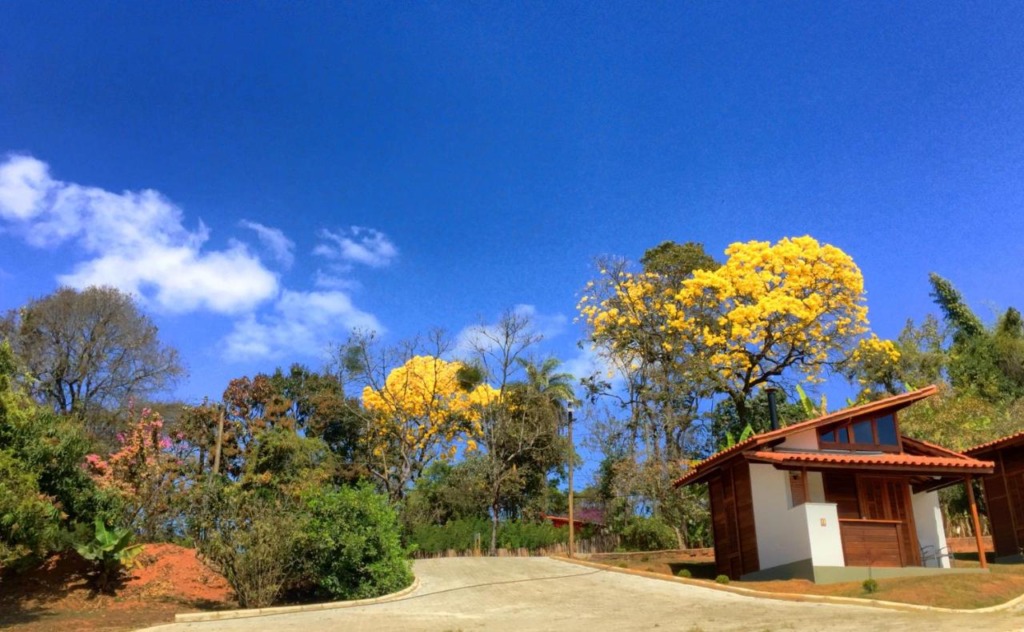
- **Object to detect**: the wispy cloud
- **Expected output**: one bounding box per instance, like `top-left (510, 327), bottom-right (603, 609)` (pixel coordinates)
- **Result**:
top-left (223, 290), bottom-right (383, 361)
top-left (313, 226), bottom-right (399, 289)
top-left (315, 226), bottom-right (398, 268)
top-left (240, 220), bottom-right (295, 268)
top-left (0, 154), bottom-right (279, 314)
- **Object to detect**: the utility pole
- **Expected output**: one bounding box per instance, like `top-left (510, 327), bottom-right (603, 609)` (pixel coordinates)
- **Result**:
top-left (567, 402), bottom-right (575, 558)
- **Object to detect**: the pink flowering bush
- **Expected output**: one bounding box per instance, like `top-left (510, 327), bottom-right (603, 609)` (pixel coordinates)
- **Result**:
top-left (84, 407), bottom-right (187, 539)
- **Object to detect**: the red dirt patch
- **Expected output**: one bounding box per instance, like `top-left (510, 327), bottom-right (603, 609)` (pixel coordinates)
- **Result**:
top-left (0, 543), bottom-right (236, 631)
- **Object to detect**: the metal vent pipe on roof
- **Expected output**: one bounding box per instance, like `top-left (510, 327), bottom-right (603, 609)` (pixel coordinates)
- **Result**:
top-left (766, 387), bottom-right (780, 431)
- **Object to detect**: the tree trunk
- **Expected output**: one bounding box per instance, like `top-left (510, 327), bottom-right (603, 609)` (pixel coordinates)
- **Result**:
top-left (490, 501), bottom-right (500, 555)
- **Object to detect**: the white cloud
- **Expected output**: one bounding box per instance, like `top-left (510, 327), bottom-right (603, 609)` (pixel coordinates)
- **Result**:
top-left (0, 155), bottom-right (279, 314)
top-left (315, 226), bottom-right (398, 268)
top-left (223, 290), bottom-right (383, 361)
top-left (240, 220), bottom-right (295, 268)
top-left (562, 344), bottom-right (617, 385)
top-left (0, 154), bottom-right (49, 220)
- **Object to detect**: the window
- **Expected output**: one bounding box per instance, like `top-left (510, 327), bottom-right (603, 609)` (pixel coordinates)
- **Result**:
top-left (817, 414), bottom-right (901, 451)
top-left (789, 471), bottom-right (807, 507)
top-left (875, 414), bottom-right (897, 445)
top-left (853, 420), bottom-right (874, 444)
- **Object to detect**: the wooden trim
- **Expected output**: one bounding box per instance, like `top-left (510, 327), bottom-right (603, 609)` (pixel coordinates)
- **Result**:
top-left (901, 476), bottom-right (922, 566)
top-left (838, 518), bottom-right (901, 525)
top-left (747, 457), bottom-right (989, 477)
top-left (817, 441), bottom-right (902, 453)
top-left (894, 410), bottom-right (905, 453)
top-left (999, 451), bottom-right (1020, 554)
top-left (967, 475), bottom-right (988, 569)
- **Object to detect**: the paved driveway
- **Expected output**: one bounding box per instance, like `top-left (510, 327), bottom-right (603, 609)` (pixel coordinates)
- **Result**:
top-left (144, 557), bottom-right (1024, 632)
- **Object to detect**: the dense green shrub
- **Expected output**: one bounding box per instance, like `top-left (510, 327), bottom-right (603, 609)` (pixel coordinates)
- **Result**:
top-left (862, 578), bottom-right (879, 594)
top-left (0, 342), bottom-right (119, 571)
top-left (618, 516), bottom-right (677, 551)
top-left (715, 574), bottom-right (730, 584)
top-left (675, 568), bottom-right (691, 578)
top-left (0, 450), bottom-right (61, 568)
top-left (198, 489), bottom-right (305, 608)
top-left (301, 484), bottom-right (413, 601)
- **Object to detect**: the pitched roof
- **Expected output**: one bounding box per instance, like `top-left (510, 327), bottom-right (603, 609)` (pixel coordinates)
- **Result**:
top-left (965, 429), bottom-right (1024, 457)
top-left (674, 385), bottom-right (940, 487)
top-left (746, 450), bottom-right (993, 474)
top-left (901, 435), bottom-right (970, 459)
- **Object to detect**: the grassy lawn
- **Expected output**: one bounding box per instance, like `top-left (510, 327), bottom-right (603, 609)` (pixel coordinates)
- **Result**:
top-left (587, 552), bottom-right (1024, 610)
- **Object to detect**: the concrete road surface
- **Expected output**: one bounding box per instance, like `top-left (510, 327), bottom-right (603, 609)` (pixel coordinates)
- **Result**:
top-left (142, 557), bottom-right (1024, 632)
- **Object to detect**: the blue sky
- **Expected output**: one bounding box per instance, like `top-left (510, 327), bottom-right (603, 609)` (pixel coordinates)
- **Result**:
top-left (2, 2), bottom-right (1024, 423)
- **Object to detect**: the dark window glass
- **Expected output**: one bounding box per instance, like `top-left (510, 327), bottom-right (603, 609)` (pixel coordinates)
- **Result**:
top-left (820, 429), bottom-right (835, 443)
top-left (875, 414), bottom-right (897, 445)
top-left (853, 420), bottom-right (874, 444)
top-left (837, 427), bottom-right (849, 443)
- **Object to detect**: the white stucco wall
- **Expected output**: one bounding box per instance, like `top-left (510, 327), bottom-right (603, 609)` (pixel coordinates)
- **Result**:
top-left (803, 502), bottom-right (845, 566)
top-left (749, 463), bottom-right (843, 569)
top-left (912, 490), bottom-right (950, 568)
top-left (781, 428), bottom-right (819, 450)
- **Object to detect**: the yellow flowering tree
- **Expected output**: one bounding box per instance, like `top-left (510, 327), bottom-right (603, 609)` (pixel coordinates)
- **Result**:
top-left (360, 354), bottom-right (497, 500)
top-left (577, 242), bottom-right (719, 465)
top-left (669, 236), bottom-right (870, 423)
top-left (580, 236), bottom-right (875, 428)
top-left (843, 334), bottom-right (903, 400)
top-left (578, 242), bottom-right (719, 538)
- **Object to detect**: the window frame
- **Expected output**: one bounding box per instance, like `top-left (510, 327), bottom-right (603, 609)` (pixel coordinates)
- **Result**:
top-left (817, 413), bottom-right (902, 453)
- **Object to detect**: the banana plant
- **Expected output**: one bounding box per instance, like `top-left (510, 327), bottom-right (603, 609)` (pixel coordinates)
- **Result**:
top-left (74, 517), bottom-right (143, 592)
top-left (795, 384), bottom-right (828, 418)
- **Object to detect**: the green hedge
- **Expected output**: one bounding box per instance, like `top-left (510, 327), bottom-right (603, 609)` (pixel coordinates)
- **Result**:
top-left (618, 516), bottom-right (677, 551)
top-left (410, 518), bottom-right (568, 554)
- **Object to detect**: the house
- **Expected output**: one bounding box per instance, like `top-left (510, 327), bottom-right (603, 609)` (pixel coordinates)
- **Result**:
top-left (542, 508), bottom-right (606, 532)
top-left (966, 430), bottom-right (1024, 562)
top-left (674, 385), bottom-right (995, 583)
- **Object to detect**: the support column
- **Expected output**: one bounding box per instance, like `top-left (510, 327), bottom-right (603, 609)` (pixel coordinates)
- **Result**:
top-left (966, 475), bottom-right (988, 569)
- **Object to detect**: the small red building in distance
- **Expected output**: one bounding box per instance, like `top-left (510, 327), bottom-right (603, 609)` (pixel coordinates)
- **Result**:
top-left (542, 508), bottom-right (606, 531)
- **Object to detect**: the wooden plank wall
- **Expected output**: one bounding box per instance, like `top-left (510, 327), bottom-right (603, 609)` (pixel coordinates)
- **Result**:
top-left (985, 449), bottom-right (1024, 558)
top-left (840, 521), bottom-right (902, 566)
top-left (732, 462), bottom-right (760, 575)
top-left (823, 473), bottom-right (860, 519)
top-left (707, 461), bottom-right (760, 579)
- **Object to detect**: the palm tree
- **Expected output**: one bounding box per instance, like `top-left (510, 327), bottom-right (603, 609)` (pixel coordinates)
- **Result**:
top-left (517, 357), bottom-right (577, 415)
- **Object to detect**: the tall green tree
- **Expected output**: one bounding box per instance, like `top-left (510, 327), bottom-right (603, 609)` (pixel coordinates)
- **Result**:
top-left (0, 286), bottom-right (184, 438)
top-left (929, 273), bottom-right (1024, 401)
top-left (0, 342), bottom-right (114, 568)
top-left (463, 310), bottom-right (569, 553)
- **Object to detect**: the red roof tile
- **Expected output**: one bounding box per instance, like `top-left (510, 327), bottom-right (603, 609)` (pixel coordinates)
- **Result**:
top-left (966, 429), bottom-right (1024, 457)
top-left (674, 386), bottom-right (941, 487)
top-left (901, 435), bottom-right (969, 459)
top-left (746, 450), bottom-right (993, 473)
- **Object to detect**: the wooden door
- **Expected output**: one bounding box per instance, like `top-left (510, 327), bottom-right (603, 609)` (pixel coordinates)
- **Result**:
top-left (857, 477), bottom-right (921, 566)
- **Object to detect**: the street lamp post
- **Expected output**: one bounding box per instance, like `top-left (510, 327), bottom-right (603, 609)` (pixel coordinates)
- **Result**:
top-left (567, 402), bottom-right (575, 558)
